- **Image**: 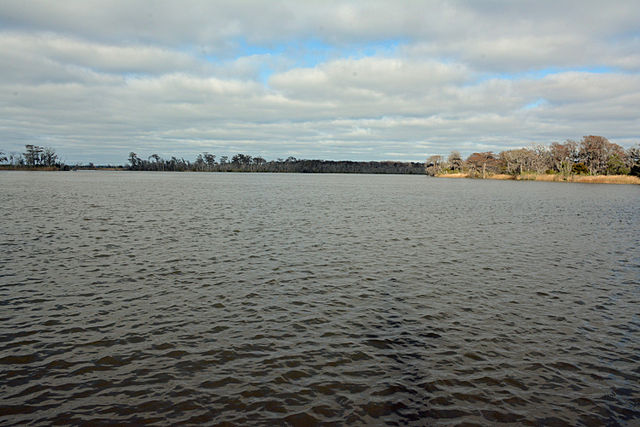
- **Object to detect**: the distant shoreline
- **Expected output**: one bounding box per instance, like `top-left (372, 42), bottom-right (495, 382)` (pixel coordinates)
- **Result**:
top-left (0, 166), bottom-right (421, 175)
top-left (0, 166), bottom-right (125, 172)
top-left (435, 172), bottom-right (640, 185)
top-left (3, 166), bottom-right (639, 184)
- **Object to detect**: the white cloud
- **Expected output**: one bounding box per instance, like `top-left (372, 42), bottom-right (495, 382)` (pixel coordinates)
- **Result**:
top-left (0, 1), bottom-right (639, 162)
top-left (0, 32), bottom-right (204, 76)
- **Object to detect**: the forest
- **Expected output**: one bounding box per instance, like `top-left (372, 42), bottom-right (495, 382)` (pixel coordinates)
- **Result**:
top-left (0, 146), bottom-right (421, 174)
top-left (126, 152), bottom-right (425, 174)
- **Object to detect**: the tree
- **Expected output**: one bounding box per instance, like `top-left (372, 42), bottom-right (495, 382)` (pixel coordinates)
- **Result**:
top-left (466, 152), bottom-right (498, 178)
top-left (203, 153), bottom-right (216, 170)
top-left (24, 145), bottom-right (44, 167)
top-left (550, 140), bottom-right (577, 176)
top-left (0, 151), bottom-right (7, 164)
top-left (499, 148), bottom-right (532, 175)
top-left (232, 153), bottom-right (252, 166)
top-left (626, 145), bottom-right (640, 169)
top-left (425, 155), bottom-right (444, 176)
top-left (529, 144), bottom-right (552, 174)
top-left (9, 153), bottom-right (24, 166)
top-left (194, 154), bottom-right (205, 171)
top-left (128, 152), bottom-right (141, 170)
top-left (41, 147), bottom-right (58, 166)
top-left (629, 145), bottom-right (640, 177)
top-left (149, 154), bottom-right (163, 171)
top-left (578, 135), bottom-right (625, 175)
top-left (447, 151), bottom-right (463, 171)
top-left (606, 154), bottom-right (629, 175)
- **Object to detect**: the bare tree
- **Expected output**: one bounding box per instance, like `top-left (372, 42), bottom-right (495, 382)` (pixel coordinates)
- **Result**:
top-left (425, 155), bottom-right (444, 176)
top-left (625, 145), bottom-right (640, 168)
top-left (529, 144), bottom-right (552, 174)
top-left (194, 154), bottom-right (205, 171)
top-left (499, 148), bottom-right (533, 175)
top-left (447, 151), bottom-right (463, 172)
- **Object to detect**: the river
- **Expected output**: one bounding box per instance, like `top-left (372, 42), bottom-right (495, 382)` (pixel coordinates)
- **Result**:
top-left (1, 171), bottom-right (638, 425)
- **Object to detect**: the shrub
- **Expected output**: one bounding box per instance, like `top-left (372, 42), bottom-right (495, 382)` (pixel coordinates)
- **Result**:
top-left (572, 163), bottom-right (589, 175)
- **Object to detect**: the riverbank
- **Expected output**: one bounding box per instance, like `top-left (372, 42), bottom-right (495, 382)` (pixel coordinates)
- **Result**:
top-left (0, 165), bottom-right (62, 171)
top-left (0, 166), bottom-right (126, 171)
top-left (436, 172), bottom-right (640, 184)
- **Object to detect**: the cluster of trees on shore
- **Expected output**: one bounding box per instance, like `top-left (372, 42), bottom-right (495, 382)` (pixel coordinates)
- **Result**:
top-left (127, 152), bottom-right (425, 174)
top-left (426, 136), bottom-right (640, 178)
top-left (0, 145), bottom-right (61, 168)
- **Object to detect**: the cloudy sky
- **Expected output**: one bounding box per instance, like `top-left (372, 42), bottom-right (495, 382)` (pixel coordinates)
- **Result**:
top-left (1, 1), bottom-right (639, 164)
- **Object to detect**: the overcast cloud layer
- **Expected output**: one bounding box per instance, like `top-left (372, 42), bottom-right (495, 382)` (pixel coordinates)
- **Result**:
top-left (1, 0), bottom-right (639, 163)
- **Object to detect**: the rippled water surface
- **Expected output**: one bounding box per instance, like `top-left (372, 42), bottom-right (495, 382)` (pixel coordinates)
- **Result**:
top-left (1, 171), bottom-right (639, 425)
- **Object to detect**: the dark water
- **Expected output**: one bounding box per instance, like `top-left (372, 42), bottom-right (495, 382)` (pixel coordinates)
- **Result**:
top-left (1, 171), bottom-right (639, 425)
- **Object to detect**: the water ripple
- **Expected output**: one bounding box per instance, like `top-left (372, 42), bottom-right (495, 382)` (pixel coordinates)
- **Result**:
top-left (1, 171), bottom-right (639, 425)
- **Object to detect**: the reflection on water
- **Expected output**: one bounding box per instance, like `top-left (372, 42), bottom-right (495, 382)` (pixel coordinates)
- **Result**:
top-left (1, 171), bottom-right (639, 425)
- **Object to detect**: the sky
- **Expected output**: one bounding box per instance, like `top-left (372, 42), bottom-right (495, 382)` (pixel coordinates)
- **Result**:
top-left (1, 1), bottom-right (639, 164)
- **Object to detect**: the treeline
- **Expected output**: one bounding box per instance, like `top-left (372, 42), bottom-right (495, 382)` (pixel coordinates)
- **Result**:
top-left (127, 152), bottom-right (425, 174)
top-left (0, 145), bottom-right (124, 170)
top-left (426, 136), bottom-right (640, 178)
top-left (0, 145), bottom-right (62, 168)
top-left (4, 137), bottom-right (638, 178)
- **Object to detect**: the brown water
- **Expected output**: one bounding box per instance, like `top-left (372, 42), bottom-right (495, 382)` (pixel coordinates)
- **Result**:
top-left (1, 171), bottom-right (639, 425)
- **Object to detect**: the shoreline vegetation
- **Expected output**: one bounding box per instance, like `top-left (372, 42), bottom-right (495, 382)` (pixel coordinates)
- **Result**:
top-left (2, 135), bottom-right (639, 184)
top-left (436, 172), bottom-right (640, 185)
top-left (426, 135), bottom-right (639, 185)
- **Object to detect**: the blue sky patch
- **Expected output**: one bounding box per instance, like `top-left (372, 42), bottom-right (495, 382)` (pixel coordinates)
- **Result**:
top-left (522, 98), bottom-right (548, 110)
top-left (490, 66), bottom-right (619, 81)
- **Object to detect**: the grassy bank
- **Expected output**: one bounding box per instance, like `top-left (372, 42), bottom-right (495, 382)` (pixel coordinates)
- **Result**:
top-left (435, 172), bottom-right (640, 185)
